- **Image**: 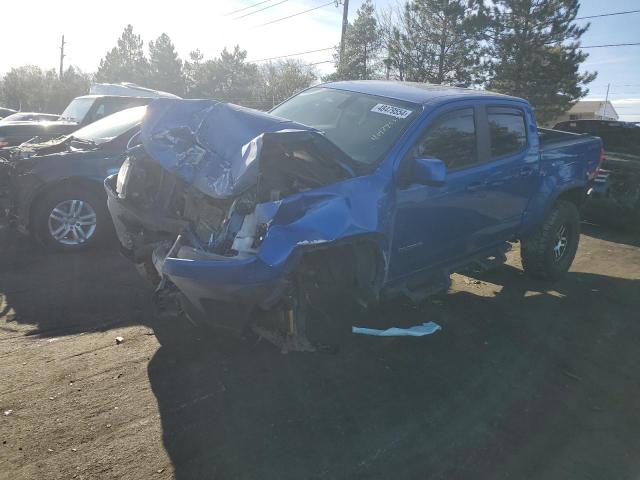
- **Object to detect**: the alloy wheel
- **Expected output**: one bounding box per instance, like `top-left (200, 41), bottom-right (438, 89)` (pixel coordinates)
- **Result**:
top-left (47, 199), bottom-right (97, 246)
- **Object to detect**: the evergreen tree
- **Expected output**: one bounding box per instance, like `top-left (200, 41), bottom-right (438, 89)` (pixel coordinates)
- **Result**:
top-left (148, 33), bottom-right (184, 96)
top-left (487, 0), bottom-right (596, 123)
top-left (183, 49), bottom-right (204, 97)
top-left (95, 25), bottom-right (150, 85)
top-left (50, 67), bottom-right (92, 112)
top-left (328, 0), bottom-right (383, 81)
top-left (184, 46), bottom-right (260, 107)
top-left (388, 0), bottom-right (488, 85)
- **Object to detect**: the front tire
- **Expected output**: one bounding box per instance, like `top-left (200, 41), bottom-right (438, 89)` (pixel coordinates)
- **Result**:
top-left (521, 200), bottom-right (580, 281)
top-left (32, 186), bottom-right (108, 252)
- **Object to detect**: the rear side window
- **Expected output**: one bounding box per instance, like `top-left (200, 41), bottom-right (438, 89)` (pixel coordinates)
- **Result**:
top-left (488, 107), bottom-right (527, 158)
top-left (411, 108), bottom-right (477, 170)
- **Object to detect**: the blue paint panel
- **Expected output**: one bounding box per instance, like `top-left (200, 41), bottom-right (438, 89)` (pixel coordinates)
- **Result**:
top-left (109, 84), bottom-right (603, 315)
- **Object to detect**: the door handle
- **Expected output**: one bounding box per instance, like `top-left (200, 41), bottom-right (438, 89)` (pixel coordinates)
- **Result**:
top-left (465, 181), bottom-right (484, 192)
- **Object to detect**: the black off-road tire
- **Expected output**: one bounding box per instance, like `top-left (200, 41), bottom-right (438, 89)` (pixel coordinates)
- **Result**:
top-left (521, 200), bottom-right (580, 281)
top-left (31, 185), bottom-right (109, 253)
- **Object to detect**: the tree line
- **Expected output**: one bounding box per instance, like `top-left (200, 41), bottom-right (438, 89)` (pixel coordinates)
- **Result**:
top-left (334, 0), bottom-right (595, 123)
top-left (0, 0), bottom-right (594, 123)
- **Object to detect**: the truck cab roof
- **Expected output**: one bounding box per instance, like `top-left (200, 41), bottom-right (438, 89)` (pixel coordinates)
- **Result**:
top-left (321, 80), bottom-right (524, 107)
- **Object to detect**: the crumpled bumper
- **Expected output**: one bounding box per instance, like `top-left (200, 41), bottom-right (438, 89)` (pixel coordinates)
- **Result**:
top-left (105, 174), bottom-right (290, 319)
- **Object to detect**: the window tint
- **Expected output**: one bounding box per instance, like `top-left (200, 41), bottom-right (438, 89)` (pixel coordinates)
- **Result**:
top-left (488, 107), bottom-right (527, 157)
top-left (411, 108), bottom-right (477, 170)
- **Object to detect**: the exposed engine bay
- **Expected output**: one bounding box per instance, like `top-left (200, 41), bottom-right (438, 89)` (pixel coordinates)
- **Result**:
top-left (105, 98), bottom-right (380, 352)
top-left (115, 129), bottom-right (353, 260)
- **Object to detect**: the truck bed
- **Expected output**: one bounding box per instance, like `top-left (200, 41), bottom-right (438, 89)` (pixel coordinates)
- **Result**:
top-left (538, 127), bottom-right (602, 179)
top-left (537, 127), bottom-right (597, 150)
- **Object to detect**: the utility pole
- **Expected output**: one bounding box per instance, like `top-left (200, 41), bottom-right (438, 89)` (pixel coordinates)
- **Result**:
top-left (59, 35), bottom-right (66, 80)
top-left (604, 83), bottom-right (611, 119)
top-left (339, 0), bottom-right (349, 73)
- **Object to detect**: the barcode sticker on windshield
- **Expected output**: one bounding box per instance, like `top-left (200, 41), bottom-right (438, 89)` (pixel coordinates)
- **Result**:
top-left (371, 103), bottom-right (413, 119)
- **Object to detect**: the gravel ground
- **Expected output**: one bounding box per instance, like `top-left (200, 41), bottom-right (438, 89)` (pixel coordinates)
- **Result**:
top-left (1, 221), bottom-right (639, 480)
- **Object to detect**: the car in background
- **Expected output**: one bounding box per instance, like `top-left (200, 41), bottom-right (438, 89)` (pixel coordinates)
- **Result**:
top-left (0, 95), bottom-right (154, 149)
top-left (0, 107), bottom-right (17, 119)
top-left (1, 106), bottom-right (147, 251)
top-left (0, 83), bottom-right (179, 149)
top-left (0, 112), bottom-right (60, 123)
top-left (553, 119), bottom-right (640, 229)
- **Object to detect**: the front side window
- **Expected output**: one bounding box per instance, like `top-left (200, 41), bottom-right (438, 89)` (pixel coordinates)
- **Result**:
top-left (410, 108), bottom-right (477, 170)
top-left (60, 97), bottom-right (95, 123)
top-left (488, 107), bottom-right (527, 158)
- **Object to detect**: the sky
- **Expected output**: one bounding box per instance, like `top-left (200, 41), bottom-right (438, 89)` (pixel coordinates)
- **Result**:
top-left (1, 0), bottom-right (638, 120)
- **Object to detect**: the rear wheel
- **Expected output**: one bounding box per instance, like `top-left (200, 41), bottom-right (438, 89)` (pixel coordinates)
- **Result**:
top-left (32, 186), bottom-right (109, 252)
top-left (521, 200), bottom-right (580, 280)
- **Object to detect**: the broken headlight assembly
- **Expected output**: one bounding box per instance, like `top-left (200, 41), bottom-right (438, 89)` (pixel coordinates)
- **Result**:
top-left (116, 157), bottom-right (132, 198)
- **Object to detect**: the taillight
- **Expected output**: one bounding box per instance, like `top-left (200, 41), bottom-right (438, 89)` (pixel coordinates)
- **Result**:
top-left (588, 147), bottom-right (605, 180)
top-left (598, 147), bottom-right (605, 169)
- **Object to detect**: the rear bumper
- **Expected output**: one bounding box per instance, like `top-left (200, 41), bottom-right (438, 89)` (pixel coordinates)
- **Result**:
top-left (105, 174), bottom-right (291, 321)
top-left (588, 169), bottom-right (611, 198)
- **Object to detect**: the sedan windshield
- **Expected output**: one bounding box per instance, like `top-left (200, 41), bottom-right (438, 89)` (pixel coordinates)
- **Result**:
top-left (270, 87), bottom-right (420, 165)
top-left (73, 106), bottom-right (146, 145)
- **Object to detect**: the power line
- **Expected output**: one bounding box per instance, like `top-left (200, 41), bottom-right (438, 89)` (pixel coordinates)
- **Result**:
top-left (234, 0), bottom-right (288, 19)
top-left (581, 42), bottom-right (640, 48)
top-left (255, 0), bottom-right (337, 28)
top-left (249, 47), bottom-right (334, 62)
top-left (576, 9), bottom-right (640, 20)
top-left (225, 0), bottom-right (276, 16)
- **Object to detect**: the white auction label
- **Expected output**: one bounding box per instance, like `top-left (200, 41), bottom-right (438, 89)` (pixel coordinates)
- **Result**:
top-left (370, 103), bottom-right (413, 119)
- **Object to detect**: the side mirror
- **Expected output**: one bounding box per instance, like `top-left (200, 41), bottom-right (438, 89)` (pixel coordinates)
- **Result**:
top-left (413, 157), bottom-right (446, 186)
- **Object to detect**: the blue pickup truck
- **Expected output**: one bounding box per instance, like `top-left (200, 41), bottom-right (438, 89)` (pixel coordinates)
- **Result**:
top-left (105, 81), bottom-right (603, 350)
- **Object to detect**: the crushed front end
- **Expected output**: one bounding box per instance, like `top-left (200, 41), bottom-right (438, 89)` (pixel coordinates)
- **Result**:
top-left (106, 99), bottom-right (359, 349)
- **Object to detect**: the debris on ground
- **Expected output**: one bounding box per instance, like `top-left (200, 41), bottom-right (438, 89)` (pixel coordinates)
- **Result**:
top-left (115, 336), bottom-right (125, 345)
top-left (352, 321), bottom-right (442, 337)
top-left (3, 409), bottom-right (13, 416)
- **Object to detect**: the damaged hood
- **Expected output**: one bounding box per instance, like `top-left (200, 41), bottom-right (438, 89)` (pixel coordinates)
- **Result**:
top-left (140, 99), bottom-right (352, 199)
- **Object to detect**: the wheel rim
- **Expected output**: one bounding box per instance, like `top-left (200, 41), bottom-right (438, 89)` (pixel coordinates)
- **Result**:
top-left (553, 223), bottom-right (569, 262)
top-left (47, 199), bottom-right (97, 246)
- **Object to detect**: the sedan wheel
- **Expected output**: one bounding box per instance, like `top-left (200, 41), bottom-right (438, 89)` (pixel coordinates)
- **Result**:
top-left (47, 199), bottom-right (98, 246)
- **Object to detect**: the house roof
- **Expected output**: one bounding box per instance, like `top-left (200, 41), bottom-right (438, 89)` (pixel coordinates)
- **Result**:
top-left (569, 100), bottom-right (618, 115)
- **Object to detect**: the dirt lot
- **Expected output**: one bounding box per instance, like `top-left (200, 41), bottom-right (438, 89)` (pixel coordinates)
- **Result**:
top-left (1, 220), bottom-right (639, 480)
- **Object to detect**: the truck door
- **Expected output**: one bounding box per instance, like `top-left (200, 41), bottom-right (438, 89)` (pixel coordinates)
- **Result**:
top-left (389, 106), bottom-right (490, 279)
top-left (472, 105), bottom-right (538, 247)
top-left (389, 104), bottom-right (538, 281)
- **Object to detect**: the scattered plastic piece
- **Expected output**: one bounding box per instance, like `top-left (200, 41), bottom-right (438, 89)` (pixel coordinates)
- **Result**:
top-left (352, 321), bottom-right (442, 337)
top-left (3, 409), bottom-right (13, 416)
top-left (115, 336), bottom-right (125, 345)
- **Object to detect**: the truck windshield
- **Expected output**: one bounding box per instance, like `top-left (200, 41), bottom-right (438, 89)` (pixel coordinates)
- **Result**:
top-left (73, 106), bottom-right (146, 145)
top-left (270, 87), bottom-right (420, 165)
top-left (59, 97), bottom-right (96, 123)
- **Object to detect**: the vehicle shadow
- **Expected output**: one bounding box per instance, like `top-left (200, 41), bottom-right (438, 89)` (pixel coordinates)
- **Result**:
top-left (147, 265), bottom-right (640, 480)
top-left (2, 221), bottom-right (639, 479)
top-left (580, 221), bottom-right (640, 248)
top-left (0, 224), bottom-right (157, 336)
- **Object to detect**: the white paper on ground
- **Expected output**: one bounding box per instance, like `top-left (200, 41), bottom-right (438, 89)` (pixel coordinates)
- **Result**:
top-left (352, 321), bottom-right (442, 337)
